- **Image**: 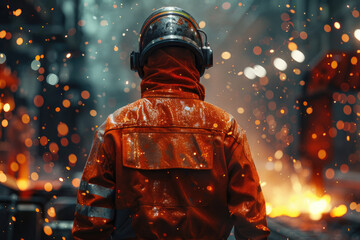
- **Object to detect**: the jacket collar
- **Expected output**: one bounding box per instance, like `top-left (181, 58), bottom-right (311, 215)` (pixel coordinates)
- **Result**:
top-left (141, 89), bottom-right (200, 99)
top-left (140, 47), bottom-right (205, 101)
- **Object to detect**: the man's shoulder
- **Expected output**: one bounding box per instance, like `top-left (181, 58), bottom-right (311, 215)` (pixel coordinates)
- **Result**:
top-left (101, 98), bottom-right (243, 137)
top-left (103, 99), bottom-right (146, 132)
top-left (202, 101), bottom-right (232, 117)
top-left (202, 101), bottom-right (245, 141)
top-left (201, 100), bottom-right (235, 124)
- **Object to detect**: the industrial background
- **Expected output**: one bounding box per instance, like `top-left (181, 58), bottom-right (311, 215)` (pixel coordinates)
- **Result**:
top-left (0, 0), bottom-right (360, 239)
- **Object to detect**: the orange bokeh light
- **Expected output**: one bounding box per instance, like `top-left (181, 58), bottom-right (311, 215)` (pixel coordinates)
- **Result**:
top-left (44, 182), bottom-right (53, 192)
top-left (57, 122), bottom-right (69, 136)
top-left (81, 90), bottom-right (90, 99)
top-left (318, 149), bottom-right (327, 160)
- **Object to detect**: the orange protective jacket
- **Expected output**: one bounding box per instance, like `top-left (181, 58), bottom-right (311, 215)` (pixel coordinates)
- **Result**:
top-left (72, 48), bottom-right (270, 239)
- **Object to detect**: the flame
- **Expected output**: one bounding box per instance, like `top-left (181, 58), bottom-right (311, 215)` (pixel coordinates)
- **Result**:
top-left (265, 180), bottom-right (347, 219)
top-left (330, 204), bottom-right (347, 217)
top-left (266, 191), bottom-right (332, 219)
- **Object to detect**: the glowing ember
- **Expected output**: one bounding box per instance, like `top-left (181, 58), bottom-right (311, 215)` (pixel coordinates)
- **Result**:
top-left (221, 51), bottom-right (231, 60)
top-left (351, 56), bottom-right (358, 65)
top-left (1, 119), bottom-right (8, 127)
top-left (199, 21), bottom-right (206, 29)
top-left (13, 9), bottom-right (22, 16)
top-left (21, 114), bottom-right (30, 124)
top-left (62, 99), bottom-right (71, 108)
top-left (31, 172), bottom-right (39, 181)
top-left (253, 46), bottom-right (262, 55)
top-left (353, 10), bottom-right (360, 18)
top-left (47, 207), bottom-right (56, 218)
top-left (331, 60), bottom-right (338, 69)
top-left (237, 107), bottom-right (245, 114)
top-left (0, 31), bottom-right (6, 39)
top-left (72, 178), bottom-right (81, 188)
top-left (3, 103), bottom-right (11, 112)
top-left (274, 150), bottom-right (283, 159)
top-left (0, 171), bottom-right (7, 183)
top-left (341, 34), bottom-right (349, 42)
top-left (81, 90), bottom-right (90, 99)
top-left (43, 226), bottom-right (53, 236)
top-left (318, 149), bottom-right (327, 160)
top-left (44, 182), bottom-right (53, 192)
top-left (16, 37), bottom-right (23, 45)
top-left (68, 154), bottom-right (77, 164)
top-left (49, 142), bottom-right (59, 154)
top-left (57, 122), bottom-right (69, 136)
top-left (34, 95), bottom-right (44, 107)
top-left (324, 24), bottom-right (331, 32)
top-left (288, 42), bottom-right (297, 51)
top-left (90, 109), bottom-right (97, 117)
top-left (334, 22), bottom-right (341, 29)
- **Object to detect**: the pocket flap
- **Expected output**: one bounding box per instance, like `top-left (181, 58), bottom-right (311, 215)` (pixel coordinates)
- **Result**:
top-left (122, 131), bottom-right (213, 170)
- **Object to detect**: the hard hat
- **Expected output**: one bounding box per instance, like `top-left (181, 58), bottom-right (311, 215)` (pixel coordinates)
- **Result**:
top-left (130, 6), bottom-right (213, 78)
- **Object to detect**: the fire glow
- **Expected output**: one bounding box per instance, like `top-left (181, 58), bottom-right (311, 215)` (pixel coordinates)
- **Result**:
top-left (265, 186), bottom-right (347, 220)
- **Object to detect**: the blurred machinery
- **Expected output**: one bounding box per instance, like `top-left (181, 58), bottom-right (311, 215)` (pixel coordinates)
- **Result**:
top-left (300, 52), bottom-right (360, 195)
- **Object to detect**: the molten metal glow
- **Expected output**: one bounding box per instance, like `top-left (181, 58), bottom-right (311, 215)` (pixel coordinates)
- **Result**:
top-left (266, 191), bottom-right (332, 219)
top-left (16, 179), bottom-right (30, 191)
top-left (330, 204), bottom-right (347, 217)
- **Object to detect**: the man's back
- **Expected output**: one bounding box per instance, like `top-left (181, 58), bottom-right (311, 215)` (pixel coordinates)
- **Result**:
top-left (107, 90), bottom-right (238, 238)
top-left (73, 89), bottom-right (269, 239)
top-left (73, 7), bottom-right (269, 239)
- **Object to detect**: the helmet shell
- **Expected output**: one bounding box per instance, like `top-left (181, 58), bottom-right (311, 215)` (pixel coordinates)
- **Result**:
top-left (138, 7), bottom-right (206, 76)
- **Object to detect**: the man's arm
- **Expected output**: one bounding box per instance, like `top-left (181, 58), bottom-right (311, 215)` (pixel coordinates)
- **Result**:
top-left (72, 124), bottom-right (116, 240)
top-left (227, 131), bottom-right (270, 240)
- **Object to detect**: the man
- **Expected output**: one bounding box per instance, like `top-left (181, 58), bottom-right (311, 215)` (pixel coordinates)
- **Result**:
top-left (72, 7), bottom-right (270, 239)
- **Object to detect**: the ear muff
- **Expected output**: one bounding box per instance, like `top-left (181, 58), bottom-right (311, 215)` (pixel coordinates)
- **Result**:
top-left (202, 46), bottom-right (213, 69)
top-left (130, 51), bottom-right (140, 72)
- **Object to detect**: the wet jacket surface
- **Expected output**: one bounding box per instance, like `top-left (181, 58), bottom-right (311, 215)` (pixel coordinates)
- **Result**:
top-left (72, 48), bottom-right (270, 240)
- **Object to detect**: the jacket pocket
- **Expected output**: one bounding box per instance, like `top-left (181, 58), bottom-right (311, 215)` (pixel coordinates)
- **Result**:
top-left (122, 129), bottom-right (213, 170)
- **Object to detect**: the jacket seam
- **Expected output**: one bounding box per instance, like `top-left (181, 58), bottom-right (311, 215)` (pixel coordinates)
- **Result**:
top-left (228, 142), bottom-right (242, 163)
top-left (104, 125), bottom-right (242, 146)
top-left (104, 125), bottom-right (227, 135)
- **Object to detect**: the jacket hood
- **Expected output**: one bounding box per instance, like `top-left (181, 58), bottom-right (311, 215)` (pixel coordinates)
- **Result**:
top-left (140, 47), bottom-right (205, 100)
